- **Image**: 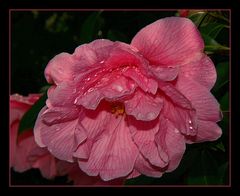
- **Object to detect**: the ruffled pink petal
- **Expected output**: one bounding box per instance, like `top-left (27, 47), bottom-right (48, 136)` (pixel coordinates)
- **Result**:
top-left (131, 17), bottom-right (204, 66)
top-left (45, 53), bottom-right (77, 85)
top-left (162, 98), bottom-right (197, 136)
top-left (32, 154), bottom-right (57, 179)
top-left (13, 132), bottom-right (36, 172)
top-left (134, 154), bottom-right (163, 177)
top-left (160, 118), bottom-right (186, 172)
top-left (186, 120), bottom-right (222, 143)
top-left (10, 121), bottom-right (19, 167)
top-left (41, 106), bottom-right (80, 125)
top-left (73, 101), bottom-right (112, 159)
top-left (179, 53), bottom-right (217, 90)
top-left (127, 116), bottom-right (168, 168)
top-left (126, 169), bottom-right (141, 179)
top-left (74, 75), bottom-right (136, 110)
top-left (78, 116), bottom-right (139, 181)
top-left (34, 106), bottom-right (82, 162)
top-left (125, 89), bottom-right (163, 121)
top-left (154, 116), bottom-right (185, 172)
top-left (149, 66), bottom-right (179, 82)
top-left (175, 75), bottom-right (222, 122)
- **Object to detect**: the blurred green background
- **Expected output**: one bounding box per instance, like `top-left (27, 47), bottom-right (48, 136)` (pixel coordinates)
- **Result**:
top-left (11, 10), bottom-right (229, 185)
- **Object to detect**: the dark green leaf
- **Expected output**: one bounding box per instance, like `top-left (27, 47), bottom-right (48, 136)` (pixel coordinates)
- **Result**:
top-left (200, 23), bottom-right (228, 39)
top-left (107, 30), bottom-right (128, 42)
top-left (18, 92), bottom-right (47, 135)
top-left (202, 33), bottom-right (229, 53)
top-left (212, 62), bottom-right (229, 93)
top-left (218, 162), bottom-right (228, 184)
top-left (220, 92), bottom-right (229, 111)
top-left (186, 150), bottom-right (222, 185)
top-left (79, 11), bottom-right (104, 44)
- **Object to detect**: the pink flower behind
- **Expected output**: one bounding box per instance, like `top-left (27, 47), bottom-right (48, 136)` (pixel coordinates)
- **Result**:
top-left (10, 94), bottom-right (57, 179)
top-left (34, 17), bottom-right (222, 181)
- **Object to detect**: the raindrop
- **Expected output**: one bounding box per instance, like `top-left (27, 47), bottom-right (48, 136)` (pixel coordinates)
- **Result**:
top-left (189, 126), bottom-right (193, 130)
top-left (188, 120), bottom-right (192, 124)
top-left (86, 77), bottom-right (91, 81)
top-left (109, 69), bottom-right (113, 73)
top-left (73, 89), bottom-right (77, 93)
top-left (88, 88), bottom-right (94, 93)
top-left (100, 60), bottom-right (105, 64)
top-left (147, 112), bottom-right (155, 120)
top-left (174, 129), bottom-right (180, 133)
top-left (113, 84), bottom-right (123, 92)
top-left (74, 98), bottom-right (78, 104)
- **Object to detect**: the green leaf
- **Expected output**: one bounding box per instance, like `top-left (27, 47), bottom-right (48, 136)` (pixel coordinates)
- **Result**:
top-left (79, 11), bottom-right (104, 44)
top-left (186, 150), bottom-right (223, 185)
top-left (209, 141), bottom-right (226, 152)
top-left (200, 23), bottom-right (228, 39)
top-left (218, 162), bottom-right (228, 184)
top-left (220, 92), bottom-right (229, 111)
top-left (212, 62), bottom-right (229, 93)
top-left (18, 92), bottom-right (47, 135)
top-left (202, 33), bottom-right (229, 53)
top-left (107, 30), bottom-right (128, 42)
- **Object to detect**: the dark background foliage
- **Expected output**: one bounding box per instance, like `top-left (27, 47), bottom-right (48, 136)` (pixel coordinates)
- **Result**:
top-left (11, 10), bottom-right (229, 185)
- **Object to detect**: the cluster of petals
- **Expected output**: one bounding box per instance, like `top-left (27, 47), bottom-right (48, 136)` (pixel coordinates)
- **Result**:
top-left (34, 17), bottom-right (222, 181)
top-left (10, 94), bottom-right (120, 185)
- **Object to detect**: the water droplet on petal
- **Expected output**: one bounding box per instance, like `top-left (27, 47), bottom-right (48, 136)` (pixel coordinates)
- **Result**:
top-left (174, 129), bottom-right (180, 133)
top-left (73, 89), bottom-right (77, 93)
top-left (147, 112), bottom-right (155, 120)
top-left (86, 77), bottom-right (91, 81)
top-left (189, 126), bottom-right (193, 130)
top-left (100, 60), bottom-right (105, 64)
top-left (88, 88), bottom-right (94, 93)
top-left (74, 98), bottom-right (78, 104)
top-left (113, 85), bottom-right (123, 92)
top-left (189, 120), bottom-right (192, 124)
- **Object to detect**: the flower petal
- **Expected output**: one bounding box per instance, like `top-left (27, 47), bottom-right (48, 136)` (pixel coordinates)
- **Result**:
top-left (179, 54), bottom-right (217, 90)
top-left (127, 116), bottom-right (168, 168)
top-left (125, 89), bottom-right (163, 121)
top-left (34, 106), bottom-right (83, 162)
top-left (134, 154), bottom-right (163, 177)
top-left (186, 120), bottom-right (222, 143)
top-left (78, 116), bottom-right (139, 181)
top-left (176, 75), bottom-right (222, 122)
top-left (131, 17), bottom-right (204, 66)
top-left (165, 125), bottom-right (186, 172)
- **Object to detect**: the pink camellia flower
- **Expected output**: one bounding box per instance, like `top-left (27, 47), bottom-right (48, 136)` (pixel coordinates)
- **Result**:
top-left (34, 17), bottom-right (222, 181)
top-left (10, 94), bottom-right (57, 179)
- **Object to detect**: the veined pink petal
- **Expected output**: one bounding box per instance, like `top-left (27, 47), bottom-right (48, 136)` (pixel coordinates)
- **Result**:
top-left (159, 118), bottom-right (186, 172)
top-left (162, 99), bottom-right (197, 136)
top-left (153, 116), bottom-right (186, 172)
top-left (45, 53), bottom-right (77, 85)
top-left (131, 17), bottom-right (204, 66)
top-left (149, 66), bottom-right (179, 82)
top-left (175, 75), bottom-right (222, 122)
top-left (125, 89), bottom-right (163, 121)
top-left (127, 116), bottom-right (168, 168)
top-left (34, 106), bottom-right (82, 162)
top-left (186, 120), bottom-right (222, 143)
top-left (74, 75), bottom-right (136, 110)
top-left (73, 101), bottom-right (112, 159)
top-left (41, 106), bottom-right (80, 125)
top-left (78, 116), bottom-right (139, 181)
top-left (179, 53), bottom-right (217, 90)
top-left (32, 154), bottom-right (57, 179)
top-left (134, 154), bottom-right (163, 177)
